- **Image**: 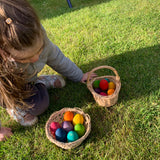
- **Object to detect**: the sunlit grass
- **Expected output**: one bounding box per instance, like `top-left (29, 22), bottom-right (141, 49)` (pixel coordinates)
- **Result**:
top-left (1, 0), bottom-right (160, 159)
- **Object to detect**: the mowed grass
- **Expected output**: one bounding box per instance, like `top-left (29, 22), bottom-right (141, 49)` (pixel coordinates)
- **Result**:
top-left (0, 0), bottom-right (160, 159)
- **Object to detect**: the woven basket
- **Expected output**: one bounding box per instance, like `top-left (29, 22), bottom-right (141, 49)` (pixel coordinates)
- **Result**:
top-left (45, 107), bottom-right (91, 149)
top-left (87, 66), bottom-right (121, 107)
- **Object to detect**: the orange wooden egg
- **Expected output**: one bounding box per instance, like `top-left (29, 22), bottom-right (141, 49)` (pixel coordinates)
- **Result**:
top-left (63, 111), bottom-right (74, 121)
top-left (107, 89), bottom-right (115, 95)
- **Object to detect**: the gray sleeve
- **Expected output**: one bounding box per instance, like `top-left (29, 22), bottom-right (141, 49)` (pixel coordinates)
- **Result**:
top-left (46, 40), bottom-right (83, 82)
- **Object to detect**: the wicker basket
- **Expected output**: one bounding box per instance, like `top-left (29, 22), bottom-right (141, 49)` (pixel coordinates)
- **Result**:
top-left (45, 107), bottom-right (91, 149)
top-left (87, 66), bottom-right (121, 107)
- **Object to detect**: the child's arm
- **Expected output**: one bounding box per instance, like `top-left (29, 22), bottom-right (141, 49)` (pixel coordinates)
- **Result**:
top-left (80, 72), bottom-right (97, 83)
top-left (40, 26), bottom-right (82, 82)
top-left (46, 45), bottom-right (97, 83)
top-left (46, 42), bottom-right (83, 82)
top-left (43, 27), bottom-right (97, 83)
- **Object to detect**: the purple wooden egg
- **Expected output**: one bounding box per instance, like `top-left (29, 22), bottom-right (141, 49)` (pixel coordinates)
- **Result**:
top-left (94, 88), bottom-right (101, 94)
top-left (62, 121), bottom-right (74, 132)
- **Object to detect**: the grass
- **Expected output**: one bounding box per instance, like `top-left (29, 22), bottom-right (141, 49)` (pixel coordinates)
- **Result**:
top-left (0, 0), bottom-right (160, 159)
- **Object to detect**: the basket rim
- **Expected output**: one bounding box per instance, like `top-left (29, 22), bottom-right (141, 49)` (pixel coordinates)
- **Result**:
top-left (45, 107), bottom-right (91, 149)
top-left (87, 65), bottom-right (121, 85)
top-left (87, 75), bottom-right (121, 99)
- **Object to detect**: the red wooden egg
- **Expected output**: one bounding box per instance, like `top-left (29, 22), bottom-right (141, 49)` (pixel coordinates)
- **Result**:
top-left (100, 92), bottom-right (107, 96)
top-left (50, 122), bottom-right (61, 138)
top-left (99, 79), bottom-right (108, 90)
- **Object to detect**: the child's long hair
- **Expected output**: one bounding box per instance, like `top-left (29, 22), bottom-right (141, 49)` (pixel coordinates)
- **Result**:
top-left (0, 0), bottom-right (42, 110)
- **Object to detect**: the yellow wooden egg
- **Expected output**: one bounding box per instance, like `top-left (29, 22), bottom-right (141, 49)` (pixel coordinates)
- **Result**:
top-left (72, 114), bottom-right (84, 126)
top-left (108, 82), bottom-right (116, 89)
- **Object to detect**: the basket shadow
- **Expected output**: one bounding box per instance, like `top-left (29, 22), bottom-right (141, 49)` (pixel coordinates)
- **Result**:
top-left (84, 106), bottom-right (116, 141)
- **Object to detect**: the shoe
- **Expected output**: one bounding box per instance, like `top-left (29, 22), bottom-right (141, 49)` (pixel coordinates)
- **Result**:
top-left (36, 75), bottom-right (66, 89)
top-left (6, 108), bottom-right (38, 127)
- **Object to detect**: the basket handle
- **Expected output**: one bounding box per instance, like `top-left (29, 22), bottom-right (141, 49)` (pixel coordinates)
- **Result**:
top-left (85, 114), bottom-right (91, 121)
top-left (74, 107), bottom-right (85, 114)
top-left (87, 65), bottom-right (120, 84)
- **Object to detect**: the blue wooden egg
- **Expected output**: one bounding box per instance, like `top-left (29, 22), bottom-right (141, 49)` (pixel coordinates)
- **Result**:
top-left (67, 131), bottom-right (79, 142)
top-left (55, 128), bottom-right (67, 142)
top-left (105, 78), bottom-right (110, 83)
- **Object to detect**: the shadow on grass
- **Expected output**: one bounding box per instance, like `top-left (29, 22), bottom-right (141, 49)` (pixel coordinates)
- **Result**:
top-left (9, 44), bottom-right (159, 147)
top-left (81, 44), bottom-right (160, 102)
top-left (29, 0), bottom-right (112, 19)
top-left (47, 44), bottom-right (159, 109)
top-left (41, 44), bottom-right (160, 144)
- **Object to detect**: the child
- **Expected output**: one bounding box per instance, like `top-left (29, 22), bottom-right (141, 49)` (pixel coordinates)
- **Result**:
top-left (0, 0), bottom-right (96, 141)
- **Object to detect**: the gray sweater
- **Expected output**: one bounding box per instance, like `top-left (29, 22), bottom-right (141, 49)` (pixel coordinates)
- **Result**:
top-left (17, 29), bottom-right (83, 83)
top-left (0, 29), bottom-right (84, 124)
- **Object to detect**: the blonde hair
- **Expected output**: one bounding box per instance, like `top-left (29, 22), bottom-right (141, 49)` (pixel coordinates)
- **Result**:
top-left (0, 0), bottom-right (42, 110)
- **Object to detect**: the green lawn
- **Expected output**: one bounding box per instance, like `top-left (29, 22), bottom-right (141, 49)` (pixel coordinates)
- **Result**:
top-left (1, 0), bottom-right (160, 159)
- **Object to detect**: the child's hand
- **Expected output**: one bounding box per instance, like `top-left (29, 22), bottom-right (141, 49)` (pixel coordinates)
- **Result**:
top-left (0, 127), bottom-right (13, 141)
top-left (81, 72), bottom-right (97, 84)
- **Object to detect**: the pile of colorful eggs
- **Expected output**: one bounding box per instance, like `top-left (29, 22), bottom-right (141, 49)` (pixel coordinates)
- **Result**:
top-left (50, 111), bottom-right (86, 143)
top-left (93, 78), bottom-right (116, 96)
